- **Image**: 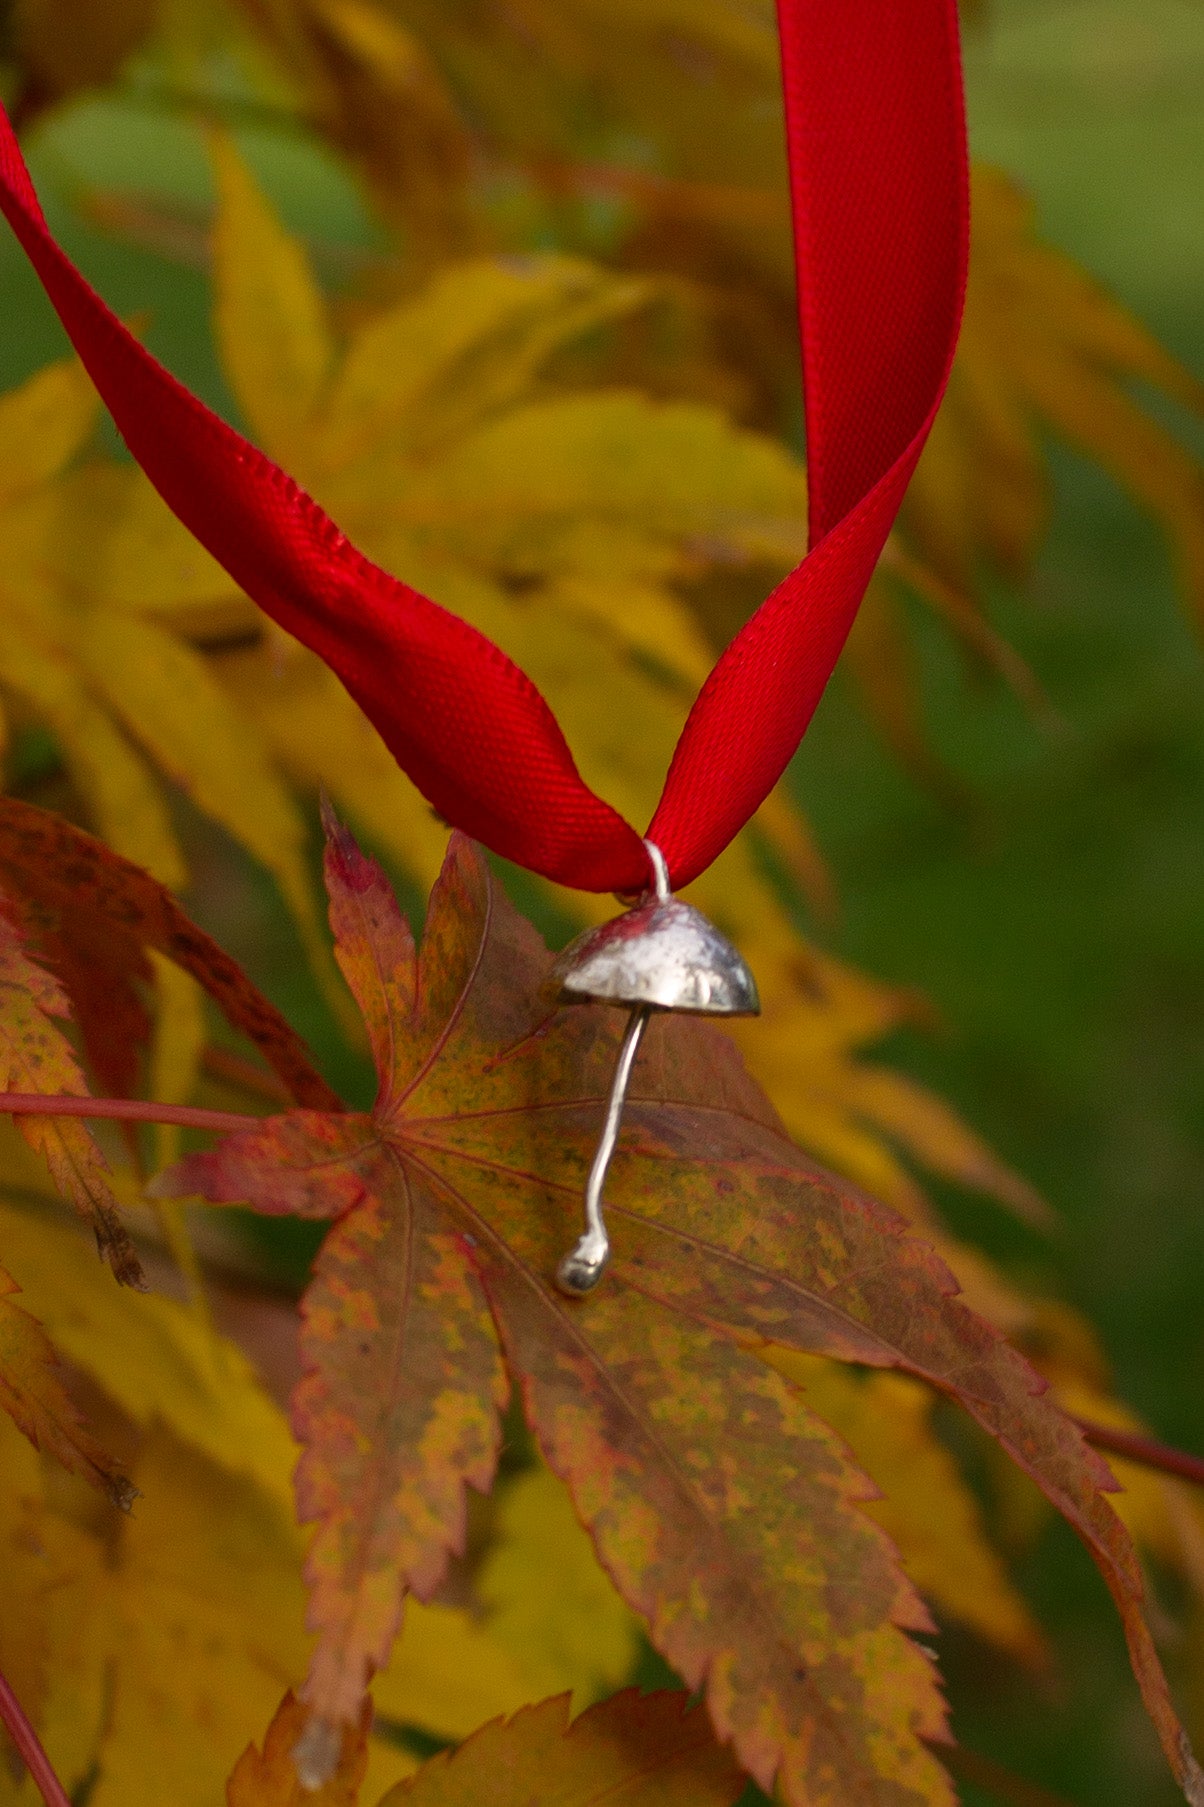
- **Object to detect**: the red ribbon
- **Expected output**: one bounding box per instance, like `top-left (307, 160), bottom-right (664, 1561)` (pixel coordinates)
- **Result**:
top-left (0, 0), bottom-right (967, 895)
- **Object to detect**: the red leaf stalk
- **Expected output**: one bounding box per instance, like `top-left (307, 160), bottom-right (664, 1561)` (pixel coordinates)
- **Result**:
top-left (0, 1668), bottom-right (71, 1807)
top-left (1077, 1417), bottom-right (1204, 1491)
top-left (0, 1092), bottom-right (262, 1133)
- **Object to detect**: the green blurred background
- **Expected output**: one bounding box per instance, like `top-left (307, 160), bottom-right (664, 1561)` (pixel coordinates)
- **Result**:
top-left (1, 1), bottom-right (1201, 1800)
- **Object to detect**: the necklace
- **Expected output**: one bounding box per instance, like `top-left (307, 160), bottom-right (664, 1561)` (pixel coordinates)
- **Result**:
top-left (0, 0), bottom-right (969, 1291)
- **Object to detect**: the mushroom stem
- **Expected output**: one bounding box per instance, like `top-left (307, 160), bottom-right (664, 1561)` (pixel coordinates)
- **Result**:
top-left (556, 1004), bottom-right (651, 1296)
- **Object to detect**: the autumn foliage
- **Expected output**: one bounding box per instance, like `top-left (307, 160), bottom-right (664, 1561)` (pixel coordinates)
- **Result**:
top-left (0, 4), bottom-right (1202, 1806)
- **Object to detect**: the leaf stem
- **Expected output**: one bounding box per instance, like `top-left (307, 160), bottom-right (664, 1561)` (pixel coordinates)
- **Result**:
top-left (1076, 1417), bottom-right (1204, 1490)
top-left (0, 1666), bottom-right (71, 1807)
top-left (0, 1091), bottom-right (261, 1134)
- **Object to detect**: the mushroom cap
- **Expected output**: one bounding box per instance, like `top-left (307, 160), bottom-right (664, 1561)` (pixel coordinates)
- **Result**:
top-left (551, 898), bottom-right (760, 1016)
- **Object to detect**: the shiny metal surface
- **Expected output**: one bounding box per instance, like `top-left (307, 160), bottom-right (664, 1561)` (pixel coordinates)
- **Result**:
top-left (556, 1004), bottom-right (650, 1295)
top-left (551, 901), bottom-right (760, 1017)
top-left (553, 840), bottom-right (760, 1299)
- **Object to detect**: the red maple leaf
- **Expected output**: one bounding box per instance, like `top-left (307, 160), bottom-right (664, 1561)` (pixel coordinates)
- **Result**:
top-left (155, 814), bottom-right (1202, 1807)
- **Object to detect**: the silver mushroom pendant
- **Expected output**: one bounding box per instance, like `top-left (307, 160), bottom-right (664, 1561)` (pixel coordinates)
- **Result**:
top-left (549, 842), bottom-right (760, 1296)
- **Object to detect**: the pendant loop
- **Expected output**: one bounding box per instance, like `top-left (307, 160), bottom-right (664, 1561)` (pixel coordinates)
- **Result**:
top-left (552, 839), bottom-right (758, 1297)
top-left (644, 839), bottom-right (671, 905)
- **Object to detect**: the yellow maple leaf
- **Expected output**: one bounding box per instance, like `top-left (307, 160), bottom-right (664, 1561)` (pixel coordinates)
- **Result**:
top-left (0, 890), bottom-right (140, 1285)
top-left (0, 1276), bottom-right (575, 1804)
top-left (199, 0), bottom-right (1202, 766)
top-left (0, 1192), bottom-right (297, 1507)
top-left (0, 1440), bottom-right (51, 1805)
top-left (370, 1602), bottom-right (540, 1745)
top-left (0, 357), bottom-right (178, 886)
top-left (0, 1258), bottom-right (134, 1509)
top-left (114, 0), bottom-right (1201, 773)
top-left (0, 357), bottom-right (331, 986)
top-left (474, 1463), bottom-right (642, 1706)
top-left (0, 1410), bottom-right (310, 1807)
